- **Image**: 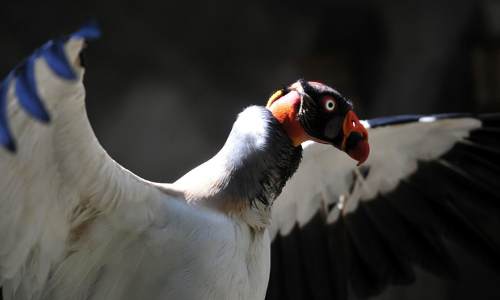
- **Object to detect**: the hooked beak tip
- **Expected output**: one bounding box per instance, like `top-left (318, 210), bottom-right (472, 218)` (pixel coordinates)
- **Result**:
top-left (347, 139), bottom-right (370, 165)
top-left (342, 110), bottom-right (370, 165)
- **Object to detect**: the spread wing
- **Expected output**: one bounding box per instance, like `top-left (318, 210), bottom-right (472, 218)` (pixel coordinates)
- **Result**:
top-left (0, 24), bottom-right (176, 299)
top-left (268, 113), bottom-right (500, 299)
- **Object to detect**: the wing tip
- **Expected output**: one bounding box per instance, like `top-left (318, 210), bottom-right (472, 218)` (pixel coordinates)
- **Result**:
top-left (0, 21), bottom-right (100, 152)
top-left (70, 20), bottom-right (102, 41)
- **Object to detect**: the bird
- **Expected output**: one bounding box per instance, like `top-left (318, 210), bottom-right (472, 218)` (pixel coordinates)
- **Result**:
top-left (0, 23), bottom-right (499, 300)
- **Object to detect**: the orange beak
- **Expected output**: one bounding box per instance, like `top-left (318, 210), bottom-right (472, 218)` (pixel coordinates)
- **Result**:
top-left (341, 110), bottom-right (370, 165)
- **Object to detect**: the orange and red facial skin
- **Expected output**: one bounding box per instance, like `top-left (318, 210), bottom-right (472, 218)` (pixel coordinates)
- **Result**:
top-left (266, 89), bottom-right (314, 147)
top-left (266, 80), bottom-right (370, 164)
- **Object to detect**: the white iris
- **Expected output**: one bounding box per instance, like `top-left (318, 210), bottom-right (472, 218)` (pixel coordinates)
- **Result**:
top-left (325, 99), bottom-right (335, 111)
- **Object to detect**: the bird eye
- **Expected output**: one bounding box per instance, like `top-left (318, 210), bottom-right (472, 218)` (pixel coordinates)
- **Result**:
top-left (323, 98), bottom-right (336, 112)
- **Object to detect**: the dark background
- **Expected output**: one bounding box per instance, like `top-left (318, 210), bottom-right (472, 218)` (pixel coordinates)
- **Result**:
top-left (1, 0), bottom-right (500, 299)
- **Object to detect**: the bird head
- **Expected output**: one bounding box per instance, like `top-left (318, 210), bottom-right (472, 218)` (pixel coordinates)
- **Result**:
top-left (266, 79), bottom-right (369, 165)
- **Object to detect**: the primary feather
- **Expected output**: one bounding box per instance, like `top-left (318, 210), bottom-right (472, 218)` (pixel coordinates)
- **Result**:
top-left (1, 24), bottom-right (499, 300)
top-left (268, 114), bottom-right (500, 300)
top-left (0, 24), bottom-right (296, 300)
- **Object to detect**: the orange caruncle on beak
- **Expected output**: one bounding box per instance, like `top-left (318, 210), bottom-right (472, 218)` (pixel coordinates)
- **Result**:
top-left (266, 90), bottom-right (312, 147)
top-left (341, 110), bottom-right (370, 165)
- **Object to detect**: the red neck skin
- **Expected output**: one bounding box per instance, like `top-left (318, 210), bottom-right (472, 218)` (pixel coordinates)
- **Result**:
top-left (266, 91), bottom-right (315, 147)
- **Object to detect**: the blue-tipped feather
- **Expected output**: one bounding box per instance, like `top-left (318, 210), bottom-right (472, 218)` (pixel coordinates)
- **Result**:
top-left (0, 74), bottom-right (16, 152)
top-left (41, 39), bottom-right (77, 80)
top-left (71, 20), bottom-right (101, 40)
top-left (14, 55), bottom-right (51, 123)
top-left (40, 21), bottom-right (101, 81)
top-left (0, 22), bottom-right (99, 151)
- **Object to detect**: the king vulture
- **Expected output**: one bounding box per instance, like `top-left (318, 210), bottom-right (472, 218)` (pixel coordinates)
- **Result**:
top-left (0, 24), bottom-right (499, 300)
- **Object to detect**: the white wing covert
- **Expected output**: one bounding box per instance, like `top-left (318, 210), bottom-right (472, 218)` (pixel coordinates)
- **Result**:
top-left (0, 24), bottom-right (173, 299)
top-left (268, 114), bottom-right (500, 300)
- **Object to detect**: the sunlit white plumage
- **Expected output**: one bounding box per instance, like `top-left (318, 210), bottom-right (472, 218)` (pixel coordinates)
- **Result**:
top-left (271, 117), bottom-right (480, 237)
top-left (0, 35), bottom-right (270, 300)
top-left (2, 26), bottom-right (499, 300)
